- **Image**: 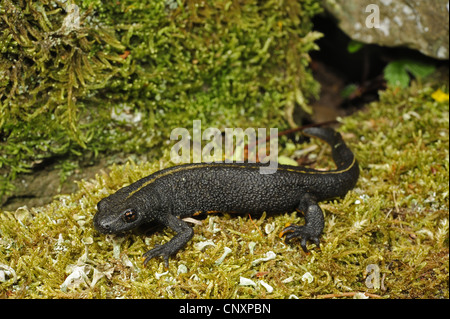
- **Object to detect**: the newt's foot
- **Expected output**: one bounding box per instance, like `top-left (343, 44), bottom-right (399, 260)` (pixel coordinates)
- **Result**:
top-left (143, 244), bottom-right (173, 268)
top-left (280, 224), bottom-right (321, 252)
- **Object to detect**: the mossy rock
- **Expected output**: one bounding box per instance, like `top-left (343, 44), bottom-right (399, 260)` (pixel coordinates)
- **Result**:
top-left (0, 0), bottom-right (322, 202)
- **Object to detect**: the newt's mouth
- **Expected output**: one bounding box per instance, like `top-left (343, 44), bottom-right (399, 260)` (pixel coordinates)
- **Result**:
top-left (93, 214), bottom-right (112, 234)
top-left (93, 211), bottom-right (118, 234)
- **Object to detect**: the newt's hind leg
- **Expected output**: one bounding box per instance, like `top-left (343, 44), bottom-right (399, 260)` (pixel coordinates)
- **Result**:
top-left (280, 193), bottom-right (324, 252)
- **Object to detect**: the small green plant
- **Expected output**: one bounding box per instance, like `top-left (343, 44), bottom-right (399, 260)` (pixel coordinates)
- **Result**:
top-left (346, 40), bottom-right (364, 54)
top-left (346, 41), bottom-right (436, 91)
top-left (383, 59), bottom-right (435, 88)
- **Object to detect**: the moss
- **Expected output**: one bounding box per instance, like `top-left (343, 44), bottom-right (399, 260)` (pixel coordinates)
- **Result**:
top-left (1, 0), bottom-right (322, 202)
top-left (1, 74), bottom-right (448, 298)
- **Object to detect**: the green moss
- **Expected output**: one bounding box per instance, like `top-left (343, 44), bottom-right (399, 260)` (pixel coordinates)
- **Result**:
top-left (1, 75), bottom-right (448, 298)
top-left (1, 0), bottom-right (322, 201)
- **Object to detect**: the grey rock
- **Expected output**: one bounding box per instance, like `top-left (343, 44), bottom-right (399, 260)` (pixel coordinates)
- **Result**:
top-left (322, 0), bottom-right (449, 59)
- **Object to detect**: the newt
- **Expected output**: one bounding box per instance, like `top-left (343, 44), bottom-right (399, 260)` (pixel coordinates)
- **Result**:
top-left (94, 127), bottom-right (359, 266)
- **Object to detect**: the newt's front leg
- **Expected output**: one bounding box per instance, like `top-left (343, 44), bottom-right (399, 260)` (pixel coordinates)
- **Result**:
top-left (143, 214), bottom-right (194, 267)
top-left (280, 193), bottom-right (324, 251)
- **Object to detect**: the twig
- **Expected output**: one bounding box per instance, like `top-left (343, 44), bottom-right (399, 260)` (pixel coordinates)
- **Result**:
top-left (248, 214), bottom-right (264, 237)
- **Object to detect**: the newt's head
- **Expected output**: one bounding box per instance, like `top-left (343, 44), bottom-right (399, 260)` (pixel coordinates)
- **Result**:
top-left (94, 186), bottom-right (151, 235)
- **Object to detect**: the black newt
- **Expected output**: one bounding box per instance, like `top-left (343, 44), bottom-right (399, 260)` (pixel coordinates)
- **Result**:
top-left (94, 127), bottom-right (359, 266)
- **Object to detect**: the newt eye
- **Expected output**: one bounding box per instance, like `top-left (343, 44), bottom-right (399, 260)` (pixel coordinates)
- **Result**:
top-left (122, 209), bottom-right (137, 223)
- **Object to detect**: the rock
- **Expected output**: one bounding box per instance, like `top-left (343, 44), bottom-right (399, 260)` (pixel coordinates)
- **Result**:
top-left (322, 0), bottom-right (449, 59)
